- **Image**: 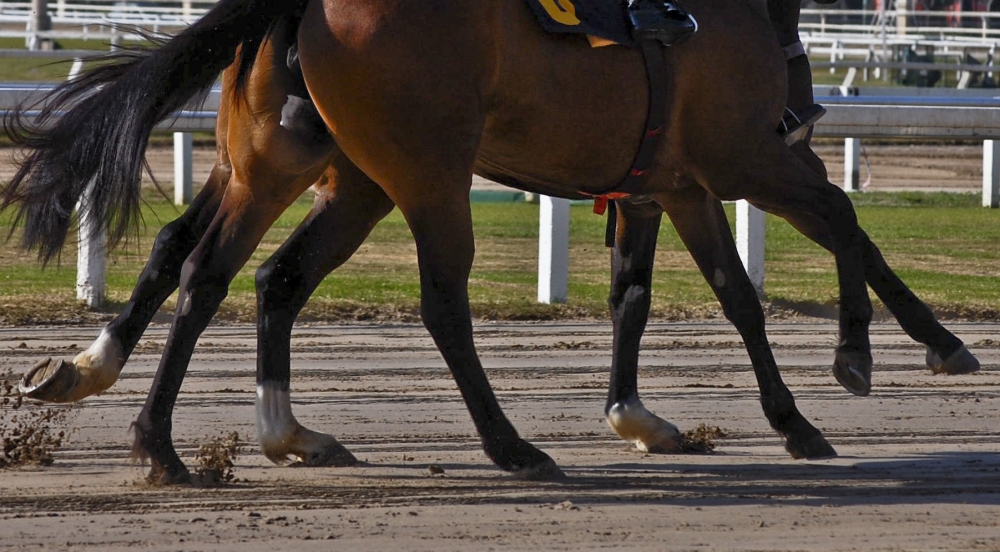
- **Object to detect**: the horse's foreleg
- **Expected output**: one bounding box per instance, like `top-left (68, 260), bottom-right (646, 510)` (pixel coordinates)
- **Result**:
top-left (19, 166), bottom-right (229, 403)
top-left (659, 185), bottom-right (836, 459)
top-left (255, 161), bottom-right (394, 467)
top-left (604, 203), bottom-right (683, 453)
top-left (132, 181), bottom-right (301, 485)
top-left (396, 196), bottom-right (560, 480)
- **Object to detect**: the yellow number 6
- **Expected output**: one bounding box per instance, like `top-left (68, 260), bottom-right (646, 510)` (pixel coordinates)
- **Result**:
top-left (538, 0), bottom-right (581, 25)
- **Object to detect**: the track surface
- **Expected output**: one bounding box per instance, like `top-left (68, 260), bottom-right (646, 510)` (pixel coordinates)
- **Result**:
top-left (2, 321), bottom-right (999, 551)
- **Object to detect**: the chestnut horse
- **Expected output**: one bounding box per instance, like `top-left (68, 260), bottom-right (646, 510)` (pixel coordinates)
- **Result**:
top-left (1, 0), bottom-right (978, 482)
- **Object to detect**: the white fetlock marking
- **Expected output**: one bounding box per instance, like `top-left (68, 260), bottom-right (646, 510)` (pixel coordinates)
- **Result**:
top-left (607, 398), bottom-right (680, 453)
top-left (256, 383), bottom-right (301, 464)
top-left (71, 329), bottom-right (125, 393)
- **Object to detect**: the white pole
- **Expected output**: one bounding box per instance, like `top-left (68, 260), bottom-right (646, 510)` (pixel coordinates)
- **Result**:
top-left (736, 200), bottom-right (766, 295)
top-left (844, 137), bottom-right (862, 192)
top-left (68, 62), bottom-right (106, 308)
top-left (537, 195), bottom-right (569, 304)
top-left (76, 198), bottom-right (106, 308)
top-left (173, 132), bottom-right (193, 205)
top-left (984, 139), bottom-right (1000, 208)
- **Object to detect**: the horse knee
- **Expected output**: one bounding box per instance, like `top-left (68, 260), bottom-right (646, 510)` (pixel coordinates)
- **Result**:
top-left (256, 255), bottom-right (309, 315)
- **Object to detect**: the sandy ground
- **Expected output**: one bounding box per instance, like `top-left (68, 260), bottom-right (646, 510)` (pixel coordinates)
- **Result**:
top-left (0, 142), bottom-right (990, 195)
top-left (1, 321), bottom-right (999, 551)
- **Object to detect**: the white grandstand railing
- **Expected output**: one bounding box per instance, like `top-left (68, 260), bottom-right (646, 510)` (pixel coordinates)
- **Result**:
top-left (0, 0), bottom-right (216, 48)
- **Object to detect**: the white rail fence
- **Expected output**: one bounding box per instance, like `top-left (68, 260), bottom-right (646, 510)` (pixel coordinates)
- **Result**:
top-left (0, 0), bottom-right (215, 48)
top-left (3, 68), bottom-right (1000, 305)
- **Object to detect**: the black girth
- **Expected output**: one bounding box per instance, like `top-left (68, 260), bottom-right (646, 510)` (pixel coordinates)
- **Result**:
top-left (597, 39), bottom-right (669, 247)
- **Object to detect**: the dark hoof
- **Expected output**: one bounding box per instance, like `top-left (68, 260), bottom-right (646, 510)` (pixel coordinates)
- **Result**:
top-left (489, 438), bottom-right (563, 481)
top-left (19, 358), bottom-right (79, 403)
top-left (146, 464), bottom-right (192, 486)
top-left (833, 348), bottom-right (873, 397)
top-left (513, 456), bottom-right (566, 482)
top-left (785, 432), bottom-right (837, 460)
top-left (926, 346), bottom-right (980, 376)
top-left (294, 448), bottom-right (359, 468)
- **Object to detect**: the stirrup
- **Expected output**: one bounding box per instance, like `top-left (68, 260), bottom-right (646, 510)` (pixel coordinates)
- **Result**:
top-left (777, 104), bottom-right (826, 146)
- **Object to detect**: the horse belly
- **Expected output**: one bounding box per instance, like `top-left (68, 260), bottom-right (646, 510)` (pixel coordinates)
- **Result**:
top-left (476, 6), bottom-right (650, 194)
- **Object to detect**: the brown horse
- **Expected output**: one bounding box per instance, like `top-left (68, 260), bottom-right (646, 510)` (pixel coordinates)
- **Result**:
top-left (0, 0), bottom-right (977, 483)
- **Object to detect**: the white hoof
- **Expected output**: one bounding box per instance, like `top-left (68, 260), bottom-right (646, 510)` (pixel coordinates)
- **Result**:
top-left (607, 399), bottom-right (682, 453)
top-left (19, 329), bottom-right (124, 403)
top-left (256, 384), bottom-right (357, 467)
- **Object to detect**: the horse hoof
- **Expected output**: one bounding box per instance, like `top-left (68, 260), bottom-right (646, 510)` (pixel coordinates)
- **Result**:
top-left (295, 448), bottom-right (359, 468)
top-left (513, 456), bottom-right (566, 482)
top-left (606, 399), bottom-right (682, 453)
top-left (19, 358), bottom-right (79, 403)
top-left (785, 433), bottom-right (837, 460)
top-left (146, 465), bottom-right (192, 486)
top-left (926, 346), bottom-right (980, 376)
top-left (833, 349), bottom-right (872, 397)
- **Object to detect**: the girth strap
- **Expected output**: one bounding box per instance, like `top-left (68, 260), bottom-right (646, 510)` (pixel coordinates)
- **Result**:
top-left (782, 40), bottom-right (806, 60)
top-left (596, 39), bottom-right (669, 247)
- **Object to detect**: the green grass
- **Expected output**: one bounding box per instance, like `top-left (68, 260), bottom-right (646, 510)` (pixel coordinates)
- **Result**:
top-left (1, 191), bottom-right (998, 324)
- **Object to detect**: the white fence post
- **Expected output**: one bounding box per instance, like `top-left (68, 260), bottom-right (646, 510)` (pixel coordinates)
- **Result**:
top-left (174, 132), bottom-right (193, 205)
top-left (844, 137), bottom-right (862, 192)
top-left (537, 195), bottom-right (569, 304)
top-left (65, 59), bottom-right (106, 308)
top-left (76, 198), bottom-right (106, 308)
top-left (984, 139), bottom-right (1000, 208)
top-left (736, 200), bottom-right (766, 295)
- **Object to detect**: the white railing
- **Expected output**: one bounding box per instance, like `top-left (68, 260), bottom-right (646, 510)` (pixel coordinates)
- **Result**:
top-left (3, 80), bottom-right (1000, 305)
top-left (0, 0), bottom-right (215, 48)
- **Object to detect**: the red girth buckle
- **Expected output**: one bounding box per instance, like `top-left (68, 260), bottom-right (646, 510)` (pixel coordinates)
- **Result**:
top-left (591, 192), bottom-right (632, 215)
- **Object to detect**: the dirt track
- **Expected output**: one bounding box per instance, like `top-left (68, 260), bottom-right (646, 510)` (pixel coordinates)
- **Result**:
top-left (2, 321), bottom-right (999, 551)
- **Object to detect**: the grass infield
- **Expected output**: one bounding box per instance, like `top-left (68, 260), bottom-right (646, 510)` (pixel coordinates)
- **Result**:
top-left (0, 191), bottom-right (997, 325)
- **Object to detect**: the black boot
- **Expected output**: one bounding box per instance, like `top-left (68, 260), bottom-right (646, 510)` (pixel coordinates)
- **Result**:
top-left (628, 0), bottom-right (697, 46)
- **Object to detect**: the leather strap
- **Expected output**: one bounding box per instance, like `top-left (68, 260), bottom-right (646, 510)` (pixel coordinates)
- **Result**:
top-left (782, 41), bottom-right (806, 60)
top-left (595, 39), bottom-right (669, 247)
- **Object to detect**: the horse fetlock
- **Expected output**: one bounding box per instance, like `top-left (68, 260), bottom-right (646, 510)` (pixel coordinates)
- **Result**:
top-left (832, 346), bottom-right (873, 397)
top-left (606, 399), bottom-right (682, 453)
top-left (255, 382), bottom-right (356, 467)
top-left (926, 345), bottom-right (980, 376)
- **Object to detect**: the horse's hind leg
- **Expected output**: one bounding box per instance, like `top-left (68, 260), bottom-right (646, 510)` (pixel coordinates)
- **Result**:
top-left (604, 202), bottom-right (683, 453)
top-left (133, 169), bottom-right (319, 483)
top-left (764, 203), bottom-right (980, 379)
top-left (19, 166), bottom-right (229, 403)
top-left (659, 185), bottom-right (836, 459)
top-left (696, 136), bottom-right (875, 397)
top-left (255, 155), bottom-right (394, 467)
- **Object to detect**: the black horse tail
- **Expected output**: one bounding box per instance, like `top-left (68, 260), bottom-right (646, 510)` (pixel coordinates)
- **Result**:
top-left (1, 0), bottom-right (307, 263)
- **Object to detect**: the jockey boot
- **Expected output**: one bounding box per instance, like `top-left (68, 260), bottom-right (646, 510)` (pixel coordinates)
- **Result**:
top-left (627, 0), bottom-right (697, 46)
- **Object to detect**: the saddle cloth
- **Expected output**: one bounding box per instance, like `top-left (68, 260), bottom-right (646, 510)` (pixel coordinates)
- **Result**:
top-left (525, 0), bottom-right (633, 47)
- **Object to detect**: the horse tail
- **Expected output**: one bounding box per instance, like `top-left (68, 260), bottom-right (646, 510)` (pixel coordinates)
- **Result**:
top-left (1, 0), bottom-right (307, 263)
